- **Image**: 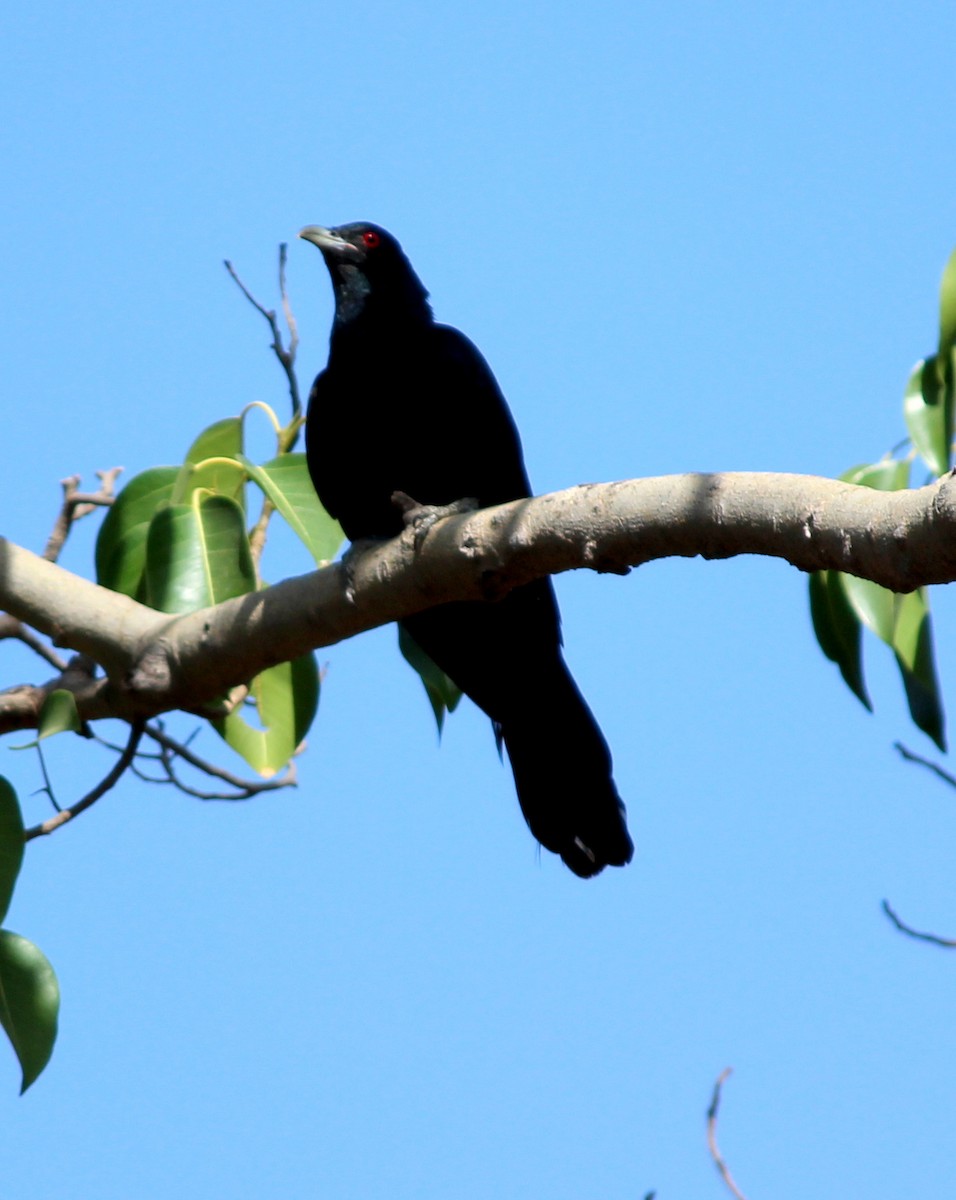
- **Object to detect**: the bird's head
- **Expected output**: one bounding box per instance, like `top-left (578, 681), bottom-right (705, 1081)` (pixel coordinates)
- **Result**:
top-left (298, 222), bottom-right (430, 323)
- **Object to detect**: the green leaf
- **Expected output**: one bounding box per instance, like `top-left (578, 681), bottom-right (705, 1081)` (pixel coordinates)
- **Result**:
top-left (144, 493), bottom-right (255, 613)
top-left (398, 625), bottom-right (463, 735)
top-left (0, 780), bottom-right (24, 927)
top-left (893, 589), bottom-right (946, 751)
top-left (904, 357), bottom-right (952, 477)
top-left (94, 466), bottom-right (179, 597)
top-left (836, 460), bottom-right (911, 646)
top-left (938, 246), bottom-right (956, 355)
top-left (172, 418), bottom-right (247, 508)
top-left (808, 571), bottom-right (871, 711)
top-left (185, 417), bottom-right (244, 465)
top-left (172, 459), bottom-right (247, 509)
top-left (839, 574), bottom-right (895, 645)
top-left (9, 690), bottom-right (84, 752)
top-left (240, 453), bottom-right (344, 565)
top-left (0, 930), bottom-right (59, 1093)
top-left (38, 690), bottom-right (81, 739)
top-left (214, 652), bottom-right (319, 776)
top-left (840, 459), bottom-right (910, 492)
top-left (824, 456), bottom-right (946, 744)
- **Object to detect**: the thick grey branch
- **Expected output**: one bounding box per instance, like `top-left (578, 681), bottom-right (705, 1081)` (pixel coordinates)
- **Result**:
top-left (1, 471), bottom-right (956, 729)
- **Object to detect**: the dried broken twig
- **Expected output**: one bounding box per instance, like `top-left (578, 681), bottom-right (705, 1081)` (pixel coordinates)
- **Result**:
top-left (707, 1068), bottom-right (749, 1200)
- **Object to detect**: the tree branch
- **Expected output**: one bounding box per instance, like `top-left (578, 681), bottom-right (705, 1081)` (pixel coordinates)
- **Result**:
top-left (707, 1068), bottom-right (748, 1200)
top-left (0, 615), bottom-right (68, 671)
top-left (3, 471), bottom-right (956, 731)
top-left (43, 469), bottom-right (121, 563)
top-left (224, 247), bottom-right (302, 424)
top-left (881, 900), bottom-right (956, 948)
top-left (23, 720), bottom-right (145, 839)
top-left (894, 741), bottom-right (956, 790)
top-left (134, 721), bottom-right (297, 800)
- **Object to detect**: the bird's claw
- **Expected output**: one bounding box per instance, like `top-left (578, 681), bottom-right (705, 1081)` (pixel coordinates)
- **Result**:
top-left (391, 491), bottom-right (479, 551)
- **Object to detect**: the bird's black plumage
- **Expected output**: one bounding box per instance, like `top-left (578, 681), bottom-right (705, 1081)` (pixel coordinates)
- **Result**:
top-left (300, 221), bottom-right (633, 877)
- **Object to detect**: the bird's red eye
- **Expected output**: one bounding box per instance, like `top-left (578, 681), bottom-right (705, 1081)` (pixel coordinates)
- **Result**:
top-left (362, 231), bottom-right (381, 249)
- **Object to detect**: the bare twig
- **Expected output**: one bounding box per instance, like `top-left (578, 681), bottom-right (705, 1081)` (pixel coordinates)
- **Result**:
top-left (24, 720), bottom-right (144, 840)
top-left (894, 742), bottom-right (956, 790)
top-left (247, 496), bottom-right (277, 569)
top-left (92, 720), bottom-right (297, 801)
top-left (278, 242), bottom-right (301, 421)
top-left (33, 741), bottom-right (60, 812)
top-left (0, 614), bottom-right (68, 671)
top-left (145, 720), bottom-right (297, 800)
top-left (224, 246), bottom-right (302, 426)
top-left (707, 1069), bottom-right (749, 1200)
top-left (43, 468), bottom-right (122, 563)
top-left (881, 899), bottom-right (956, 948)
top-left (223, 246), bottom-right (304, 570)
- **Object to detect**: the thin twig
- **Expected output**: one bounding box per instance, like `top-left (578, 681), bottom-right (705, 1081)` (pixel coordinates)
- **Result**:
top-left (224, 246), bottom-right (302, 425)
top-left (707, 1069), bottom-right (749, 1200)
top-left (92, 720), bottom-right (297, 801)
top-left (43, 468), bottom-right (122, 563)
top-left (0, 615), bottom-right (68, 671)
top-left (247, 496), bottom-right (277, 569)
top-left (223, 246), bottom-right (304, 571)
top-left (146, 721), bottom-right (297, 800)
top-left (881, 899), bottom-right (956, 948)
top-left (278, 243), bottom-right (301, 420)
top-left (24, 720), bottom-right (145, 840)
top-left (894, 741), bottom-right (956, 790)
top-left (33, 741), bottom-right (60, 812)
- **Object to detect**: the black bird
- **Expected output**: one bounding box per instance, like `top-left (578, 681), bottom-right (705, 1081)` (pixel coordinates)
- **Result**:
top-left (299, 221), bottom-right (633, 877)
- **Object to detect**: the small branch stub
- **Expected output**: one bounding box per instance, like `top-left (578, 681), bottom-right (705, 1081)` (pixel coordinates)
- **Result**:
top-left (707, 1068), bottom-right (749, 1200)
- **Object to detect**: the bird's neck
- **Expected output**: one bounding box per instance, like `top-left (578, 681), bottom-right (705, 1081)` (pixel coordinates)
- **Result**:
top-left (331, 265), bottom-right (432, 328)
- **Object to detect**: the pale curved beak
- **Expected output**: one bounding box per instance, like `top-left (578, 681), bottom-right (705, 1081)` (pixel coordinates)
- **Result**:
top-left (298, 225), bottom-right (357, 258)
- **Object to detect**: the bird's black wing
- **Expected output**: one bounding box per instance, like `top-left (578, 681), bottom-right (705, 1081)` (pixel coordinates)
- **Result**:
top-left (417, 323), bottom-right (533, 508)
top-left (306, 322), bottom-right (532, 540)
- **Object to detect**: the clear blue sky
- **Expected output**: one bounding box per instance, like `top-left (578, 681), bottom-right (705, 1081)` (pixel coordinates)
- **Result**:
top-left (3, 2), bottom-right (956, 1196)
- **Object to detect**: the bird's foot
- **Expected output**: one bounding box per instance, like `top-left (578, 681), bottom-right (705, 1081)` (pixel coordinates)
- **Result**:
top-left (391, 491), bottom-right (479, 551)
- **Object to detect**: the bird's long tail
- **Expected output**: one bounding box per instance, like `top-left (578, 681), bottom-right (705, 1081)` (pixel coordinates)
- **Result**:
top-left (498, 663), bottom-right (633, 878)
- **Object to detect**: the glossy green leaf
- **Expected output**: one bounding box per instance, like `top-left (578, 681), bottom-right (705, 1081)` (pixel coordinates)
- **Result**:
top-left (240, 453), bottom-right (344, 565)
top-left (214, 652), bottom-right (319, 776)
top-left (840, 459), bottom-right (910, 492)
top-left (836, 459), bottom-right (910, 645)
top-left (37, 690), bottom-right (82, 740)
top-left (892, 589), bottom-right (946, 751)
top-left (839, 574), bottom-right (895, 645)
top-left (0, 780), bottom-right (24, 927)
top-left (94, 466), bottom-right (179, 597)
top-left (398, 625), bottom-right (463, 735)
top-left (808, 572), bottom-right (871, 711)
top-left (938, 246), bottom-right (956, 355)
top-left (168, 418), bottom-right (247, 508)
top-left (144, 494), bottom-right (255, 614)
top-left (172, 458), bottom-right (247, 509)
top-left (185, 417), bottom-right (244, 465)
top-left (904, 357), bottom-right (951, 476)
top-left (0, 930), bottom-right (59, 1093)
top-left (9, 689), bottom-right (85, 752)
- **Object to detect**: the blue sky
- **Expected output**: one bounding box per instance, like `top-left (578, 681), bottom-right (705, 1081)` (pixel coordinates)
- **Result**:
top-left (3, 2), bottom-right (956, 1196)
